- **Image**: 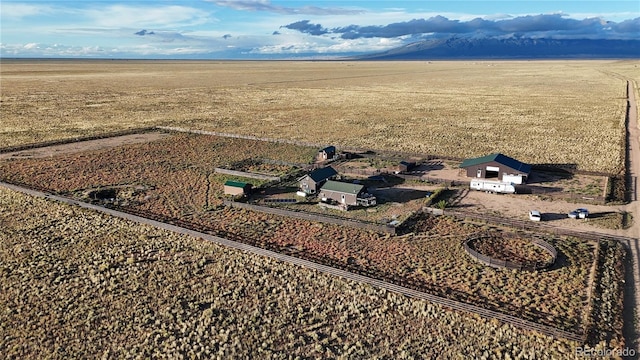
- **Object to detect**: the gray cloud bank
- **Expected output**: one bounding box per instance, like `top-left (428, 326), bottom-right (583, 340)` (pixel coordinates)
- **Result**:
top-left (284, 14), bottom-right (640, 40)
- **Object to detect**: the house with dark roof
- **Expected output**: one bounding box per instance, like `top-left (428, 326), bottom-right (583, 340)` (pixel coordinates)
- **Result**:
top-left (319, 180), bottom-right (376, 208)
top-left (298, 166), bottom-right (338, 194)
top-left (460, 153), bottom-right (531, 184)
top-left (317, 146), bottom-right (336, 161)
top-left (223, 180), bottom-right (252, 196)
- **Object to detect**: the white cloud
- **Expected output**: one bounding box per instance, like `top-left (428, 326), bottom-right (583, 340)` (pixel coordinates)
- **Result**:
top-left (1, 42), bottom-right (101, 57)
top-left (209, 0), bottom-right (363, 15)
top-left (483, 13), bottom-right (514, 21)
top-left (567, 11), bottom-right (640, 22)
top-left (251, 35), bottom-right (403, 54)
top-left (0, 3), bottom-right (54, 19)
top-left (84, 5), bottom-right (211, 28)
top-left (1, 41), bottom-right (218, 58)
top-left (2, 2), bottom-right (213, 31)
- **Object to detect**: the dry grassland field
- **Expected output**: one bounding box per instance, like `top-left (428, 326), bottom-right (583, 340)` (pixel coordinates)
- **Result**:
top-left (0, 188), bottom-right (582, 359)
top-left (1, 60), bottom-right (639, 173)
top-left (0, 60), bottom-right (636, 356)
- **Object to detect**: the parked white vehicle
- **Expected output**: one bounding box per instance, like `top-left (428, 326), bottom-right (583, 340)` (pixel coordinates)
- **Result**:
top-left (502, 173), bottom-right (525, 185)
top-left (568, 208), bottom-right (589, 219)
top-left (529, 210), bottom-right (542, 221)
top-left (469, 180), bottom-right (516, 194)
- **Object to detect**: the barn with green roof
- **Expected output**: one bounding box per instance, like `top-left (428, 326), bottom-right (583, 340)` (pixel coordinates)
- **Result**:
top-left (223, 180), bottom-right (252, 196)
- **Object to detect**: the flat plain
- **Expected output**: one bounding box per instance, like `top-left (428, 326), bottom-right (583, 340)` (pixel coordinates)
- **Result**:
top-left (0, 60), bottom-right (637, 357)
top-left (2, 60), bottom-right (639, 173)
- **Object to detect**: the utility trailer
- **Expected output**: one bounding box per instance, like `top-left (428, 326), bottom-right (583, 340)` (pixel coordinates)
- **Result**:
top-left (470, 180), bottom-right (516, 194)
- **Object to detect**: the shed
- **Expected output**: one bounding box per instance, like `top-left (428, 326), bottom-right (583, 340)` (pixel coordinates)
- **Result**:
top-left (317, 146), bottom-right (336, 161)
top-left (223, 180), bottom-right (252, 196)
top-left (319, 180), bottom-right (376, 207)
top-left (298, 166), bottom-right (338, 194)
top-left (397, 161), bottom-right (416, 174)
top-left (460, 153), bottom-right (531, 184)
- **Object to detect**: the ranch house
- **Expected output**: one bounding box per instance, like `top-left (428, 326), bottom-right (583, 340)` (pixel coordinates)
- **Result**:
top-left (319, 180), bottom-right (376, 207)
top-left (460, 153), bottom-right (531, 184)
top-left (298, 166), bottom-right (338, 194)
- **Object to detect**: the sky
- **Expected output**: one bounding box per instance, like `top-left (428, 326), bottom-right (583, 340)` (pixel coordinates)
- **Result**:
top-left (1, 0), bottom-right (639, 59)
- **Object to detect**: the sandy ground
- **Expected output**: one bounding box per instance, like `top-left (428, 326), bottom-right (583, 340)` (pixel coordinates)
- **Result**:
top-left (0, 132), bottom-right (170, 160)
top-left (367, 180), bottom-right (628, 233)
top-left (452, 190), bottom-right (628, 233)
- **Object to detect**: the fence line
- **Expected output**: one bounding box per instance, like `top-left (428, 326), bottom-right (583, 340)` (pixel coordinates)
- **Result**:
top-left (523, 184), bottom-right (606, 204)
top-left (154, 126), bottom-right (474, 173)
top-left (463, 232), bottom-right (557, 271)
top-left (157, 126), bottom-right (328, 149)
top-left (1, 125), bottom-right (620, 181)
top-left (332, 166), bottom-right (384, 177)
top-left (0, 127), bottom-right (157, 154)
top-left (530, 164), bottom-right (615, 178)
top-left (224, 200), bottom-right (396, 235)
top-left (532, 238), bottom-right (558, 259)
top-left (423, 207), bottom-right (445, 216)
top-left (260, 158), bottom-right (308, 168)
top-left (214, 168), bottom-right (280, 182)
top-left (397, 173), bottom-right (466, 186)
top-left (581, 240), bottom-right (601, 340)
top-left (446, 209), bottom-right (636, 244)
top-left (331, 165), bottom-right (464, 187)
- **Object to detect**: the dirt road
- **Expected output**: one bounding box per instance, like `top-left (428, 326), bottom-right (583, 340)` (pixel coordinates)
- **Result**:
top-left (623, 79), bottom-right (640, 352)
top-left (0, 132), bottom-right (169, 160)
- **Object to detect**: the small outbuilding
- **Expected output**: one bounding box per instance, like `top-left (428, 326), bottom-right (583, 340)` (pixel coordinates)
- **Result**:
top-left (317, 146), bottom-right (336, 161)
top-left (460, 153), bottom-right (531, 184)
top-left (223, 180), bottom-right (252, 196)
top-left (396, 161), bottom-right (416, 174)
top-left (319, 180), bottom-right (376, 207)
top-left (298, 166), bottom-right (338, 194)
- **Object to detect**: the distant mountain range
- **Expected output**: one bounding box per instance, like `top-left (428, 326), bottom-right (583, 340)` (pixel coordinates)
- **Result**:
top-left (352, 37), bottom-right (640, 60)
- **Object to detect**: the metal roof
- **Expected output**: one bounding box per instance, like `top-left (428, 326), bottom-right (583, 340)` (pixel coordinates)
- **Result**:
top-left (320, 180), bottom-right (364, 194)
top-left (459, 153), bottom-right (531, 174)
top-left (224, 180), bottom-right (250, 188)
top-left (307, 166), bottom-right (338, 182)
top-left (319, 145), bottom-right (336, 153)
